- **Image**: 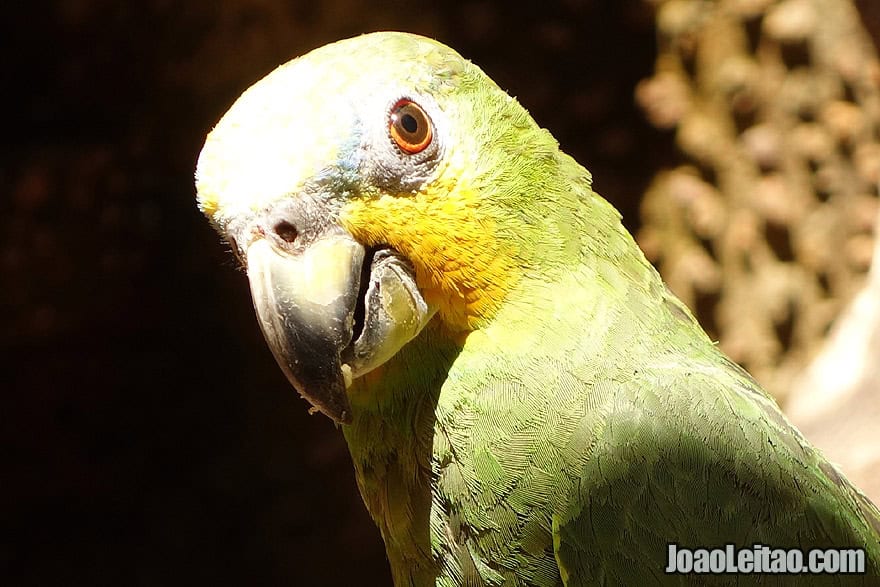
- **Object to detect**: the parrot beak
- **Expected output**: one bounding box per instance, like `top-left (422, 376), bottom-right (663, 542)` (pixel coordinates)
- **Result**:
top-left (246, 233), bottom-right (362, 424)
top-left (237, 199), bottom-right (435, 425)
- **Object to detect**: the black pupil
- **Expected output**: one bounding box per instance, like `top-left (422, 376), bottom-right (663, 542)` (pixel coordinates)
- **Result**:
top-left (400, 112), bottom-right (419, 135)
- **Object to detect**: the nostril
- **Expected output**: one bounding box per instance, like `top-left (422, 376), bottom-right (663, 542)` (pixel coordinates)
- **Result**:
top-left (273, 221), bottom-right (298, 243)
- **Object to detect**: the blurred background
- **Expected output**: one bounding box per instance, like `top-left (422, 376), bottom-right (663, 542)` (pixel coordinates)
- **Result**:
top-left (4, 1), bottom-right (879, 585)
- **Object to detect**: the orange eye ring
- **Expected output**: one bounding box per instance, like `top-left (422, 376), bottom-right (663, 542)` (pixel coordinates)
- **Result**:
top-left (389, 99), bottom-right (433, 154)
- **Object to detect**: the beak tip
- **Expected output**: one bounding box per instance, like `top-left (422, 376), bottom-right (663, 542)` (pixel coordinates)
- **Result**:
top-left (307, 404), bottom-right (352, 425)
top-left (316, 384), bottom-right (353, 425)
top-left (286, 362), bottom-right (354, 425)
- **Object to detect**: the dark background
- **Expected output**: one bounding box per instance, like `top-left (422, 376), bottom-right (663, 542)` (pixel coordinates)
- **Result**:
top-left (3, 2), bottom-right (878, 585)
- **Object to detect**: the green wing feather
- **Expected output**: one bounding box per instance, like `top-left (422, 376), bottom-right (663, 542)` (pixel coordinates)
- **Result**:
top-left (551, 356), bottom-right (880, 586)
top-left (429, 276), bottom-right (880, 586)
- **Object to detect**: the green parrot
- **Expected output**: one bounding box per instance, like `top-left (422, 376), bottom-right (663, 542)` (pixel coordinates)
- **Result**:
top-left (195, 32), bottom-right (880, 585)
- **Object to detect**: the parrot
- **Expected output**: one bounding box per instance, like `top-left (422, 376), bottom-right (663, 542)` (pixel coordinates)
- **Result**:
top-left (195, 31), bottom-right (880, 586)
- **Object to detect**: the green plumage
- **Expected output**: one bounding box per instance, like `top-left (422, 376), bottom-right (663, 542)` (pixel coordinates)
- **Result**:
top-left (335, 35), bottom-right (880, 586)
top-left (198, 32), bottom-right (880, 586)
top-left (344, 189), bottom-right (880, 585)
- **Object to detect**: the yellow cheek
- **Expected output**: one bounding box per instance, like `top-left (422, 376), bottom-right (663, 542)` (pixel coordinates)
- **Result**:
top-left (340, 184), bottom-right (517, 332)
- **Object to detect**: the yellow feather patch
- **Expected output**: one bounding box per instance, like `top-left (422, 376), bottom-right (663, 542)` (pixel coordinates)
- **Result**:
top-left (341, 178), bottom-right (518, 332)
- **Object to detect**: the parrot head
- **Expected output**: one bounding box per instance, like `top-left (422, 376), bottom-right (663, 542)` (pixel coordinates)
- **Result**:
top-left (196, 32), bottom-right (596, 423)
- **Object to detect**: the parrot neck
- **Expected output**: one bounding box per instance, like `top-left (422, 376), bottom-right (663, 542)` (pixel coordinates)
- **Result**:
top-left (343, 324), bottom-right (460, 585)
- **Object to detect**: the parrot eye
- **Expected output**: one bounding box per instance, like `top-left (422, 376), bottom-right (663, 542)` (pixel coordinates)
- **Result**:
top-left (389, 99), bottom-right (433, 154)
